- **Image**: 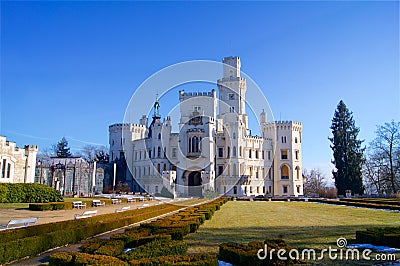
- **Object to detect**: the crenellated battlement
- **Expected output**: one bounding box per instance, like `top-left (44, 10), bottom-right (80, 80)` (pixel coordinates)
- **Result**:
top-left (109, 123), bottom-right (147, 132)
top-left (179, 89), bottom-right (216, 100)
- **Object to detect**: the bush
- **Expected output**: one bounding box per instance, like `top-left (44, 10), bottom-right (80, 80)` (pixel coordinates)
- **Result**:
top-left (119, 239), bottom-right (188, 261)
top-left (129, 254), bottom-right (218, 266)
top-left (219, 239), bottom-right (295, 266)
top-left (29, 202), bottom-right (72, 211)
top-left (0, 183), bottom-right (63, 203)
top-left (356, 227), bottom-right (400, 248)
top-left (49, 251), bottom-right (128, 266)
top-left (0, 204), bottom-right (182, 264)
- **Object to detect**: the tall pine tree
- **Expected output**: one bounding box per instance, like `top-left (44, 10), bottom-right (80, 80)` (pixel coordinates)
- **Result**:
top-left (55, 137), bottom-right (72, 158)
top-left (329, 100), bottom-right (365, 195)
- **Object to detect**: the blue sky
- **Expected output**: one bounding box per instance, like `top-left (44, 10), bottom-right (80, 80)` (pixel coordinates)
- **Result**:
top-left (1, 1), bottom-right (399, 180)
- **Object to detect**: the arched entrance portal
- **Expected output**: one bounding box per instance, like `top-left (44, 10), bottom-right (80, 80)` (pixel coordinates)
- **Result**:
top-left (188, 171), bottom-right (202, 197)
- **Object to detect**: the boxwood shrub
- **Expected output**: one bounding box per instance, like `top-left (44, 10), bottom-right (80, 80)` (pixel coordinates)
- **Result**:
top-left (356, 227), bottom-right (400, 248)
top-left (129, 254), bottom-right (218, 266)
top-left (0, 183), bottom-right (62, 203)
top-left (219, 239), bottom-right (295, 266)
top-left (49, 251), bottom-right (128, 266)
top-left (119, 239), bottom-right (188, 261)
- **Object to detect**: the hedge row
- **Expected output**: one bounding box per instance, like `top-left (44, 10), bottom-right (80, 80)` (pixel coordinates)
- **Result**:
top-left (308, 198), bottom-right (400, 211)
top-left (340, 198), bottom-right (400, 206)
top-left (0, 204), bottom-right (181, 264)
top-left (50, 252), bottom-right (217, 266)
top-left (120, 239), bottom-right (188, 261)
top-left (219, 239), bottom-right (296, 266)
top-left (48, 198), bottom-right (229, 265)
top-left (0, 183), bottom-right (62, 203)
top-left (356, 227), bottom-right (400, 248)
top-left (49, 251), bottom-right (128, 266)
top-left (140, 198), bottom-right (229, 240)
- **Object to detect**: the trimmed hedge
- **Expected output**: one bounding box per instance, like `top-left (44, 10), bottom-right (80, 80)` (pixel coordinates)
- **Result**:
top-left (129, 254), bottom-right (218, 266)
top-left (119, 239), bottom-right (188, 261)
top-left (0, 183), bottom-right (62, 203)
top-left (50, 252), bottom-right (217, 266)
top-left (219, 239), bottom-right (295, 266)
top-left (356, 227), bottom-right (400, 248)
top-left (29, 202), bottom-right (72, 211)
top-left (49, 251), bottom-right (128, 266)
top-left (80, 239), bottom-right (125, 257)
top-left (0, 204), bottom-right (181, 264)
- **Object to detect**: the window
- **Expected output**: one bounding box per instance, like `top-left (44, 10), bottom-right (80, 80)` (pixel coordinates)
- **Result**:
top-left (250, 186), bottom-right (253, 193)
top-left (281, 136), bottom-right (287, 143)
top-left (295, 150), bottom-right (299, 160)
top-left (268, 151), bottom-right (271, 160)
top-left (194, 106), bottom-right (201, 112)
top-left (244, 186), bottom-right (247, 194)
top-left (296, 166), bottom-right (301, 179)
top-left (233, 186), bottom-right (237, 194)
top-left (281, 150), bottom-right (288, 160)
top-left (1, 159), bottom-right (6, 178)
top-left (224, 186), bottom-right (226, 193)
top-left (172, 148), bottom-right (177, 158)
top-left (157, 164), bottom-right (161, 173)
top-left (268, 168), bottom-right (272, 179)
top-left (255, 150), bottom-right (259, 159)
top-left (227, 147), bottom-right (230, 158)
top-left (190, 136), bottom-right (200, 153)
top-left (163, 164), bottom-right (167, 171)
top-left (233, 132), bottom-right (236, 139)
top-left (263, 186), bottom-right (266, 193)
top-left (233, 164), bottom-right (237, 176)
top-left (281, 165), bottom-right (290, 179)
top-left (297, 185), bottom-right (301, 194)
top-left (228, 93), bottom-right (235, 100)
top-left (248, 149), bottom-right (252, 158)
top-left (295, 137), bottom-right (298, 143)
top-left (158, 147), bottom-right (161, 158)
top-left (233, 146), bottom-right (237, 157)
top-left (218, 165), bottom-right (224, 176)
top-left (262, 151), bottom-right (265, 159)
top-left (283, 186), bottom-right (288, 194)
top-left (257, 186), bottom-right (260, 193)
top-left (256, 170), bottom-right (259, 179)
top-left (112, 140), bottom-right (114, 146)
top-left (239, 146), bottom-right (242, 157)
top-left (158, 133), bottom-right (161, 140)
top-left (218, 147), bottom-right (223, 158)
top-left (6, 163), bottom-right (10, 178)
top-left (149, 150), bottom-right (152, 158)
top-left (268, 186), bottom-right (272, 193)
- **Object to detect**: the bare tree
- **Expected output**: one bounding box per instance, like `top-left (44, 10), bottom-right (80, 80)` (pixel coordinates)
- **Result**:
top-left (365, 121), bottom-right (400, 195)
top-left (303, 168), bottom-right (327, 197)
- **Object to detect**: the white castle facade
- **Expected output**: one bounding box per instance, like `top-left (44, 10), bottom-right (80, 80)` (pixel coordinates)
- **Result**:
top-left (109, 56), bottom-right (303, 197)
top-left (0, 136), bottom-right (38, 184)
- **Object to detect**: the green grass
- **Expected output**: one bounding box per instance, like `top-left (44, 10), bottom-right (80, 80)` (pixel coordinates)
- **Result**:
top-left (185, 201), bottom-right (400, 264)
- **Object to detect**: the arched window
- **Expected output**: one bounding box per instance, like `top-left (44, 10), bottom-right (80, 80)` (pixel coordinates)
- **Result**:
top-left (191, 136), bottom-right (200, 153)
top-left (227, 147), bottom-right (230, 158)
top-left (157, 147), bottom-right (161, 158)
top-left (281, 165), bottom-right (290, 179)
top-left (188, 138), bottom-right (192, 153)
top-left (239, 146), bottom-right (242, 157)
top-left (158, 133), bottom-right (161, 140)
top-left (233, 164), bottom-right (237, 176)
top-left (157, 163), bottom-right (161, 174)
top-left (233, 146), bottom-right (236, 157)
top-left (233, 186), bottom-right (237, 194)
top-left (233, 132), bottom-right (236, 139)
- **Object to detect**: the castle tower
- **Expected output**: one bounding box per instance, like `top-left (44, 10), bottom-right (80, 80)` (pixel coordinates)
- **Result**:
top-left (217, 56), bottom-right (247, 116)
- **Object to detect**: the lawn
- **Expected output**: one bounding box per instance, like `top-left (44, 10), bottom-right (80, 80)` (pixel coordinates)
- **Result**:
top-left (185, 201), bottom-right (400, 259)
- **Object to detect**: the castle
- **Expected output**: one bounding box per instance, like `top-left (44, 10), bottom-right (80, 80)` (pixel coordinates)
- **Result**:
top-left (0, 136), bottom-right (38, 183)
top-left (109, 56), bottom-right (303, 197)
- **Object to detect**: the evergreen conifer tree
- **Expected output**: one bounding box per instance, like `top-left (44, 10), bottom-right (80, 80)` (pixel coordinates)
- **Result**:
top-left (55, 137), bottom-right (72, 158)
top-left (329, 100), bottom-right (365, 195)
